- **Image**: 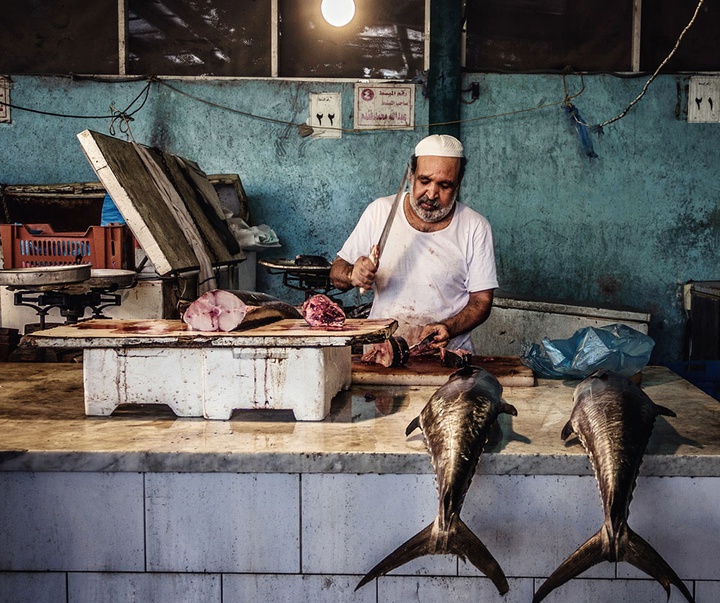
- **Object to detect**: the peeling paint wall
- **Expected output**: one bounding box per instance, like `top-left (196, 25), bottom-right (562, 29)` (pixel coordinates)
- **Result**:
top-left (0, 75), bottom-right (718, 361)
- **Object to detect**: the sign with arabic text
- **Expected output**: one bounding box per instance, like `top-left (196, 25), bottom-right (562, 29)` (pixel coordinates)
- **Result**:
top-left (353, 83), bottom-right (414, 130)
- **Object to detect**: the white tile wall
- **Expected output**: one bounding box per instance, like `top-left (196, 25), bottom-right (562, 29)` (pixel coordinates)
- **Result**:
top-left (529, 577), bottom-right (695, 603)
top-left (0, 572), bottom-right (66, 603)
top-left (223, 574), bottom-right (375, 603)
top-left (302, 473), bottom-right (456, 577)
top-left (68, 572), bottom-right (221, 603)
top-left (0, 472), bottom-right (144, 571)
top-left (696, 580), bottom-right (720, 603)
top-left (460, 474), bottom-right (613, 579)
top-left (617, 476), bottom-right (720, 580)
top-left (0, 471), bottom-right (716, 602)
top-left (378, 575), bottom-right (534, 603)
top-left (145, 473), bottom-right (300, 573)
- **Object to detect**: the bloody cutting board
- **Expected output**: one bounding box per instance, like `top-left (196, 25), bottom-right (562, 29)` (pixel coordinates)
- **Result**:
top-left (22, 318), bottom-right (397, 348)
top-left (351, 355), bottom-right (535, 387)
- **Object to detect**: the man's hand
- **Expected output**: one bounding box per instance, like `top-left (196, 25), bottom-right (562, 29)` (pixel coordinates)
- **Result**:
top-left (420, 290), bottom-right (495, 348)
top-left (330, 256), bottom-right (378, 292)
top-left (419, 323), bottom-right (450, 349)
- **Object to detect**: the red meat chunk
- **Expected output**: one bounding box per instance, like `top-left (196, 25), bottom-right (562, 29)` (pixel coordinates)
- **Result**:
top-left (301, 294), bottom-right (346, 328)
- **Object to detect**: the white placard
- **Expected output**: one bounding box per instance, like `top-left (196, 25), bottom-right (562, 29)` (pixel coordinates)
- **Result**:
top-left (354, 83), bottom-right (415, 130)
top-left (310, 92), bottom-right (342, 139)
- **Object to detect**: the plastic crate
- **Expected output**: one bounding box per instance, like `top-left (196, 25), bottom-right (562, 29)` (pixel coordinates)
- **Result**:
top-left (665, 360), bottom-right (720, 401)
top-left (0, 223), bottom-right (134, 270)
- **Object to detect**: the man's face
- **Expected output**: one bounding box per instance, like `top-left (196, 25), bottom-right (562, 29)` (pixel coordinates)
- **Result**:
top-left (410, 155), bottom-right (462, 223)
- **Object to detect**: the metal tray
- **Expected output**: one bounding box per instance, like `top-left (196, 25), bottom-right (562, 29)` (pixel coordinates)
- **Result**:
top-left (87, 269), bottom-right (137, 289)
top-left (58, 269), bottom-right (138, 294)
top-left (258, 257), bottom-right (331, 274)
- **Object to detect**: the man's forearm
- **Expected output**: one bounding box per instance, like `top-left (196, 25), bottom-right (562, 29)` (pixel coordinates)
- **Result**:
top-left (330, 257), bottom-right (355, 291)
top-left (441, 290), bottom-right (494, 338)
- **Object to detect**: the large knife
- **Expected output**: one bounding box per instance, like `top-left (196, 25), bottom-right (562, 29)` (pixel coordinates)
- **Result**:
top-left (359, 163), bottom-right (411, 295)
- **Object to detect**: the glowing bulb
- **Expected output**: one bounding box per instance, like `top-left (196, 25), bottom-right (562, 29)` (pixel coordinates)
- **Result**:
top-left (321, 0), bottom-right (355, 27)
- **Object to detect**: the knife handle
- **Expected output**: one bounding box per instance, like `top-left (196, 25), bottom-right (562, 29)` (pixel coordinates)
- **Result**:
top-left (358, 245), bottom-right (379, 296)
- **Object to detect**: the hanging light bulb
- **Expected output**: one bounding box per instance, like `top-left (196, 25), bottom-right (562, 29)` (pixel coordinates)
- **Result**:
top-left (321, 0), bottom-right (356, 27)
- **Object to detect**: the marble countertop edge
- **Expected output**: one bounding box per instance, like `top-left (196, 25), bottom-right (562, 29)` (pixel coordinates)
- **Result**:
top-left (1, 450), bottom-right (718, 477)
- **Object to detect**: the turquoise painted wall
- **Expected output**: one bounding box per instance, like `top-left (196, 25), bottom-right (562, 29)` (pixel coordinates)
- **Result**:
top-left (1, 75), bottom-right (718, 361)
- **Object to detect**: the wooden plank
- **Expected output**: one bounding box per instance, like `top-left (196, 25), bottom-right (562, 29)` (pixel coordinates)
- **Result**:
top-left (77, 129), bottom-right (243, 276)
top-left (162, 153), bottom-right (240, 263)
top-left (78, 130), bottom-right (191, 275)
top-left (23, 318), bottom-right (397, 349)
top-left (631, 0), bottom-right (642, 73)
top-left (351, 355), bottom-right (535, 387)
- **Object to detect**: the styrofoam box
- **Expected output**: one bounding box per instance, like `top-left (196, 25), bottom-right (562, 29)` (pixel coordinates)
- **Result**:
top-left (83, 344), bottom-right (351, 421)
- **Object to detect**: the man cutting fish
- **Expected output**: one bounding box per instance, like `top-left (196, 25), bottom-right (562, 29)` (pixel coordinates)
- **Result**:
top-left (329, 134), bottom-right (498, 353)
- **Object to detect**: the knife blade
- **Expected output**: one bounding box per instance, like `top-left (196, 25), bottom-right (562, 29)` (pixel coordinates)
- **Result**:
top-left (359, 163), bottom-right (411, 295)
top-left (408, 330), bottom-right (439, 353)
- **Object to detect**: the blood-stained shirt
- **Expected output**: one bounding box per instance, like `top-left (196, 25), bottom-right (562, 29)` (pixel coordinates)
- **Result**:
top-left (337, 195), bottom-right (498, 352)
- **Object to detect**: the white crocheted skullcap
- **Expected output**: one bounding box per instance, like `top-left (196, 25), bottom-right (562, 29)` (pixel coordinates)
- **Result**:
top-left (414, 134), bottom-right (464, 158)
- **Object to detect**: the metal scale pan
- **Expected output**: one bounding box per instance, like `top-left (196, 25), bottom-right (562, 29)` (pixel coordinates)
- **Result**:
top-left (0, 264), bottom-right (92, 289)
top-left (0, 265), bottom-right (138, 329)
top-left (258, 256), bottom-right (334, 299)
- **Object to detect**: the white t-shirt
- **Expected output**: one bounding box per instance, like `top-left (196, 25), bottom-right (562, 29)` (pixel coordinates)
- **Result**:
top-left (337, 195), bottom-right (498, 352)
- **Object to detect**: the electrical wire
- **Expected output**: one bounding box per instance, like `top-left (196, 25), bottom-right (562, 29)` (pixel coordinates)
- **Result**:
top-left (588, 0), bottom-right (706, 129)
top-left (154, 79), bottom-right (358, 134)
top-left (0, 80), bottom-right (153, 121)
top-left (157, 77), bottom-right (588, 133)
top-left (0, 0), bottom-right (708, 137)
top-left (0, 71), bottom-right (589, 134)
top-left (416, 76), bottom-right (586, 129)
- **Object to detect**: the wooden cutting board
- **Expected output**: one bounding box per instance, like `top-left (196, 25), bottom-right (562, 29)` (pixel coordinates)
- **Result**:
top-left (23, 318), bottom-right (397, 349)
top-left (351, 355), bottom-right (535, 387)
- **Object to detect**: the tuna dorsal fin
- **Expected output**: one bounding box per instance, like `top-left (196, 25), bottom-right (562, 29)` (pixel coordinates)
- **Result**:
top-left (450, 365), bottom-right (476, 379)
top-left (561, 420), bottom-right (574, 440)
top-left (405, 416), bottom-right (421, 436)
top-left (500, 401), bottom-right (518, 417)
top-left (653, 403), bottom-right (677, 418)
top-left (620, 527), bottom-right (695, 603)
top-left (532, 529), bottom-right (606, 603)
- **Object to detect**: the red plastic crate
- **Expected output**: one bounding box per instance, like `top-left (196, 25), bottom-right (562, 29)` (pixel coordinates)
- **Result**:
top-left (0, 223), bottom-right (135, 269)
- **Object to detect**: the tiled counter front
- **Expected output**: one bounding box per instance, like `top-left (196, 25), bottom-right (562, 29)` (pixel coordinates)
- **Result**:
top-left (0, 364), bottom-right (718, 603)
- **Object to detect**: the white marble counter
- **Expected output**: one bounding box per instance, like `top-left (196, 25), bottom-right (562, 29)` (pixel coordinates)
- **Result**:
top-left (0, 363), bottom-right (717, 477)
top-left (1, 362), bottom-right (719, 602)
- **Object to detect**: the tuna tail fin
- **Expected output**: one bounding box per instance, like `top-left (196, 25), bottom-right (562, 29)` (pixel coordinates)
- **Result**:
top-left (355, 521), bottom-right (435, 591)
top-left (405, 416), bottom-right (421, 436)
top-left (532, 529), bottom-right (605, 603)
top-left (450, 518), bottom-right (509, 595)
top-left (533, 527), bottom-right (696, 603)
top-left (620, 527), bottom-right (695, 603)
top-left (355, 518), bottom-right (509, 596)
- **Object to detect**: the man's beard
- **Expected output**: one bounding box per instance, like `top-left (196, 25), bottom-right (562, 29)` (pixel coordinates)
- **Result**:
top-left (409, 188), bottom-right (458, 223)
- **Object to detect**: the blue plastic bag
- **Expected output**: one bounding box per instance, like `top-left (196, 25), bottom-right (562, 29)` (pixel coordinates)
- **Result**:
top-left (100, 193), bottom-right (126, 226)
top-left (520, 323), bottom-right (654, 379)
